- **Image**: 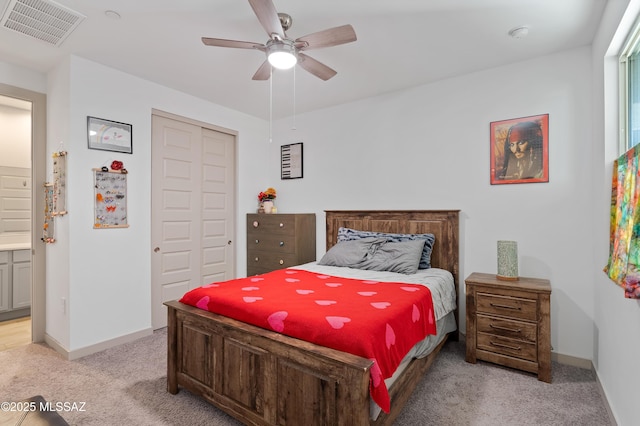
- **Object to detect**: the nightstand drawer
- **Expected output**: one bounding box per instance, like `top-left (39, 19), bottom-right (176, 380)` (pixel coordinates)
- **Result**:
top-left (247, 233), bottom-right (297, 253)
top-left (477, 292), bottom-right (537, 321)
top-left (477, 314), bottom-right (537, 343)
top-left (477, 333), bottom-right (537, 362)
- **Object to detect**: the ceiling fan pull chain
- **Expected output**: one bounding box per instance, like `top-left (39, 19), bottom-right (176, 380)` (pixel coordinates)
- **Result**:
top-left (292, 65), bottom-right (297, 131)
top-left (269, 66), bottom-right (273, 143)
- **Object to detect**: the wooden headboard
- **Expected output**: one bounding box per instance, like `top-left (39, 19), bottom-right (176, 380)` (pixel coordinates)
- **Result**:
top-left (326, 210), bottom-right (459, 276)
top-left (325, 210), bottom-right (460, 338)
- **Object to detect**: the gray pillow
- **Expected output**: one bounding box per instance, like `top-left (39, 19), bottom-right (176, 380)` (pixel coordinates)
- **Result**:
top-left (337, 227), bottom-right (436, 269)
top-left (318, 237), bottom-right (426, 274)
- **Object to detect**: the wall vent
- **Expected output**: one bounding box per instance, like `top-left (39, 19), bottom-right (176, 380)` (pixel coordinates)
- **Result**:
top-left (0, 0), bottom-right (85, 46)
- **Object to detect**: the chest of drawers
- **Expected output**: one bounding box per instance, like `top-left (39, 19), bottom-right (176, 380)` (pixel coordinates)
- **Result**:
top-left (465, 272), bottom-right (551, 382)
top-left (246, 213), bottom-right (316, 276)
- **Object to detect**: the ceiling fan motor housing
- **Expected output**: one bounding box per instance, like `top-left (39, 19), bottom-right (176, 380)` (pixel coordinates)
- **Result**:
top-left (278, 13), bottom-right (292, 31)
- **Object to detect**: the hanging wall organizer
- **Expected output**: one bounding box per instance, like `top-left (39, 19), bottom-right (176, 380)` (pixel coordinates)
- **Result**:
top-left (42, 183), bottom-right (55, 243)
top-left (52, 150), bottom-right (68, 215)
top-left (42, 150), bottom-right (67, 244)
top-left (93, 166), bottom-right (128, 228)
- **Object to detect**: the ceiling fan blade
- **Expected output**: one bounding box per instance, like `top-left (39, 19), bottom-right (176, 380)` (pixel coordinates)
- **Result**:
top-left (295, 24), bottom-right (357, 50)
top-left (252, 60), bottom-right (272, 80)
top-left (298, 53), bottom-right (337, 81)
top-left (202, 37), bottom-right (264, 50)
top-left (248, 0), bottom-right (284, 39)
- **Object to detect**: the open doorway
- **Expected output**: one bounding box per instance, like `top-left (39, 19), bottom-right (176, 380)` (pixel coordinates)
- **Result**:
top-left (0, 94), bottom-right (31, 350)
top-left (0, 83), bottom-right (46, 347)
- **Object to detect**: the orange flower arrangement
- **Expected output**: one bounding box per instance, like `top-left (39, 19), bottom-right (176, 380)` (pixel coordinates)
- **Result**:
top-left (258, 187), bottom-right (277, 202)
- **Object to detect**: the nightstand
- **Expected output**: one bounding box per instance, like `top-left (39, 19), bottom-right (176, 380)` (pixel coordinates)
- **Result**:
top-left (465, 272), bottom-right (551, 382)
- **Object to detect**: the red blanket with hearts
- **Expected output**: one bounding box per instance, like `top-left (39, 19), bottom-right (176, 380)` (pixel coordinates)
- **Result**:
top-left (179, 268), bottom-right (437, 413)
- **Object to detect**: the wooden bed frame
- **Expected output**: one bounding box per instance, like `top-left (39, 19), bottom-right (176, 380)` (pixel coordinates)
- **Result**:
top-left (165, 210), bottom-right (459, 426)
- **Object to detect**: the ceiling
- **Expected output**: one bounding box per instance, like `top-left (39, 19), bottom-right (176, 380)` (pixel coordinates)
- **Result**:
top-left (0, 0), bottom-right (607, 120)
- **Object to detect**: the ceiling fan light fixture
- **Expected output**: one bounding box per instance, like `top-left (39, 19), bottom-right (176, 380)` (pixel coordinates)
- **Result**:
top-left (267, 41), bottom-right (297, 69)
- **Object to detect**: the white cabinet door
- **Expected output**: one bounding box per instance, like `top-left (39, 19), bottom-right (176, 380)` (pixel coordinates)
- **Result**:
top-left (12, 261), bottom-right (30, 309)
top-left (0, 264), bottom-right (8, 312)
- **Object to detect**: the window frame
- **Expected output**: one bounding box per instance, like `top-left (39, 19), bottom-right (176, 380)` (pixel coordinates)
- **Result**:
top-left (619, 19), bottom-right (640, 153)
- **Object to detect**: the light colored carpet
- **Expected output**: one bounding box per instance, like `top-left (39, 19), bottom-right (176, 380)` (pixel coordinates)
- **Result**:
top-left (0, 329), bottom-right (614, 425)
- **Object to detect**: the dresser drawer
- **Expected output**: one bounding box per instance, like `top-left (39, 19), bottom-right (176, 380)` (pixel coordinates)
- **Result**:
top-left (247, 233), bottom-right (296, 253)
top-left (477, 333), bottom-right (537, 362)
top-left (247, 250), bottom-right (300, 272)
top-left (477, 314), bottom-right (537, 343)
top-left (247, 215), bottom-right (297, 236)
top-left (477, 292), bottom-right (537, 321)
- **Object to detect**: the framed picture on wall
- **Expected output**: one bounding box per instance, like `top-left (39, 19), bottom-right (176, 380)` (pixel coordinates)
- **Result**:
top-left (87, 116), bottom-right (133, 154)
top-left (281, 142), bottom-right (303, 179)
top-left (490, 114), bottom-right (549, 184)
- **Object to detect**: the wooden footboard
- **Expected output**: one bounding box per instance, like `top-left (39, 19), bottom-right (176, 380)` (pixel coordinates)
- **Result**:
top-left (167, 300), bottom-right (374, 425)
top-left (166, 300), bottom-right (448, 426)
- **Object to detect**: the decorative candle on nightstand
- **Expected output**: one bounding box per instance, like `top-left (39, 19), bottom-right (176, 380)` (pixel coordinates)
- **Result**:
top-left (497, 240), bottom-right (518, 281)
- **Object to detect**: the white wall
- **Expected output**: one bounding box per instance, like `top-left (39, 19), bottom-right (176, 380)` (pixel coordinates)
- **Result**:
top-left (0, 104), bottom-right (30, 168)
top-left (272, 47), bottom-right (595, 361)
top-left (0, 61), bottom-right (46, 94)
top-left (44, 55), bottom-right (269, 352)
top-left (592, 1), bottom-right (640, 425)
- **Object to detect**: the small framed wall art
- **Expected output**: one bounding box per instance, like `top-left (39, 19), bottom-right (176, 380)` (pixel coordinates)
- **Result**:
top-left (87, 116), bottom-right (133, 154)
top-left (281, 142), bottom-right (303, 179)
top-left (490, 113), bottom-right (549, 185)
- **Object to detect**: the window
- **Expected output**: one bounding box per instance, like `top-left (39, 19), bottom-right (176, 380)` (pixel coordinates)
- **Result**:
top-left (620, 20), bottom-right (640, 151)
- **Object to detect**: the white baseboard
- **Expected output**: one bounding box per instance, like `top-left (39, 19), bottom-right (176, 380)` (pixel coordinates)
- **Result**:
top-left (551, 351), bottom-right (592, 369)
top-left (44, 328), bottom-right (153, 361)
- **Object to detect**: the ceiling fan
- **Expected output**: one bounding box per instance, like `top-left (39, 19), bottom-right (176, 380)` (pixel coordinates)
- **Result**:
top-left (201, 0), bottom-right (357, 81)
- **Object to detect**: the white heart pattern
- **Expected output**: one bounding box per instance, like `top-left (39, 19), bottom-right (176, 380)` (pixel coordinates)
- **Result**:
top-left (243, 296), bottom-right (263, 303)
top-left (326, 316), bottom-right (351, 329)
top-left (285, 278), bottom-right (300, 283)
top-left (325, 282), bottom-right (342, 287)
top-left (315, 300), bottom-right (337, 306)
top-left (296, 289), bottom-right (314, 295)
top-left (250, 277), bottom-right (264, 282)
top-left (371, 302), bottom-right (391, 309)
top-left (242, 286), bottom-right (260, 291)
top-left (316, 275), bottom-right (330, 279)
top-left (203, 283), bottom-right (219, 288)
top-left (357, 291), bottom-right (377, 297)
top-left (401, 286), bottom-right (420, 292)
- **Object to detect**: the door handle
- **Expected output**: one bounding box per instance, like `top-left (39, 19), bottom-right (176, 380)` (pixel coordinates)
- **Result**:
top-left (153, 247), bottom-right (160, 253)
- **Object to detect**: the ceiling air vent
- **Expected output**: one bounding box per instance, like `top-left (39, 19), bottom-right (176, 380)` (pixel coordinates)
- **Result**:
top-left (0, 0), bottom-right (85, 46)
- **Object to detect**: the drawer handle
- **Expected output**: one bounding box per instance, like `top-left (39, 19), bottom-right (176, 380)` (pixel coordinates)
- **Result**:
top-left (279, 259), bottom-right (284, 265)
top-left (254, 257), bottom-right (259, 262)
top-left (279, 241), bottom-right (284, 247)
top-left (279, 223), bottom-right (284, 228)
top-left (253, 220), bottom-right (259, 228)
top-left (255, 239), bottom-right (260, 244)
top-left (490, 341), bottom-right (521, 351)
top-left (490, 303), bottom-right (521, 311)
top-left (490, 324), bottom-right (522, 334)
